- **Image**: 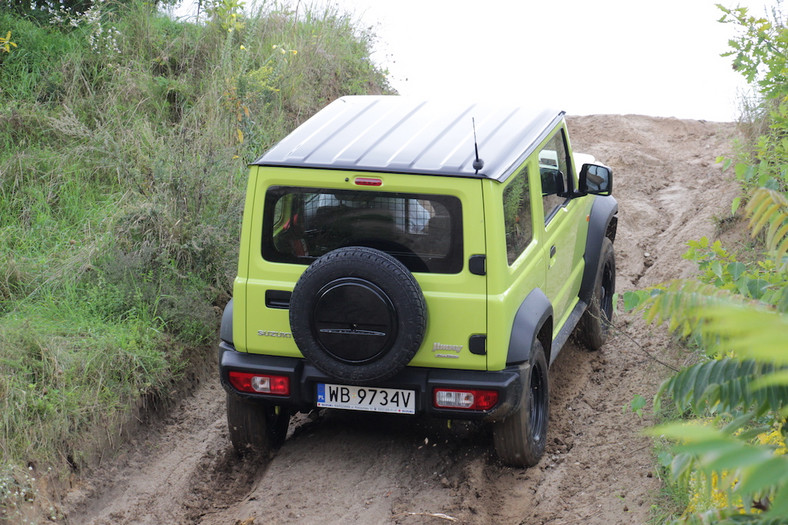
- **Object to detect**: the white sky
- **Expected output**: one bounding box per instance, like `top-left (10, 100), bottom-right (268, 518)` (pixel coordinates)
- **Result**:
top-left (174, 0), bottom-right (777, 121)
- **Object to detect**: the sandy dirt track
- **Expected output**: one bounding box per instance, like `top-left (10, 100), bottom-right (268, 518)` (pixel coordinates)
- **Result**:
top-left (56, 114), bottom-right (741, 525)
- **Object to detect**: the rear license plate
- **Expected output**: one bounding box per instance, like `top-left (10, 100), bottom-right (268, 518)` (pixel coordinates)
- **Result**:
top-left (316, 383), bottom-right (416, 414)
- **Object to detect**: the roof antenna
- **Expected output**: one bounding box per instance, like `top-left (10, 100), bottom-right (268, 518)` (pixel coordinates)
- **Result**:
top-left (472, 118), bottom-right (484, 173)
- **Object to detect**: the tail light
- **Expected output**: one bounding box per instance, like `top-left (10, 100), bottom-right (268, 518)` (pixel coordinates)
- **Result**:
top-left (433, 388), bottom-right (498, 410)
top-left (229, 371), bottom-right (290, 396)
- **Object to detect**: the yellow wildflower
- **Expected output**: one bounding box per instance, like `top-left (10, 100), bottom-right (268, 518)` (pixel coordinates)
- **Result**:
top-left (756, 428), bottom-right (787, 455)
top-left (1, 31), bottom-right (18, 53)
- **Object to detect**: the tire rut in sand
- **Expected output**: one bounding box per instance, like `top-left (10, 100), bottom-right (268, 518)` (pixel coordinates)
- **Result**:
top-left (61, 380), bottom-right (264, 524)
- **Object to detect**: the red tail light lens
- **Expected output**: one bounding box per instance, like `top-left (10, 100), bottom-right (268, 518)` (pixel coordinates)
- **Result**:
top-left (354, 177), bottom-right (383, 186)
top-left (433, 388), bottom-right (499, 410)
top-left (229, 372), bottom-right (290, 395)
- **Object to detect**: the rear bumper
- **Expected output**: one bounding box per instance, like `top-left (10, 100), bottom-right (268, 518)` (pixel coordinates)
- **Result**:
top-left (219, 341), bottom-right (524, 421)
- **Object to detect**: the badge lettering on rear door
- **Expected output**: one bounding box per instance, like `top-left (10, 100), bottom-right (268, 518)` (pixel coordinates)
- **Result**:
top-left (257, 330), bottom-right (293, 338)
top-left (432, 342), bottom-right (462, 358)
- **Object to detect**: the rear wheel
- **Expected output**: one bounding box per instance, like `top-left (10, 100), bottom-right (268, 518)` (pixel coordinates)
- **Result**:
top-left (493, 340), bottom-right (549, 467)
top-left (579, 237), bottom-right (615, 351)
top-left (226, 393), bottom-right (290, 456)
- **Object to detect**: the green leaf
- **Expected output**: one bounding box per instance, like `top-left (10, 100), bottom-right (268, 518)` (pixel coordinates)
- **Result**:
top-left (734, 425), bottom-right (773, 442)
top-left (657, 450), bottom-right (673, 467)
top-left (752, 369), bottom-right (788, 389)
top-left (735, 162), bottom-right (751, 179)
top-left (758, 163), bottom-right (774, 186)
top-left (693, 360), bottom-right (716, 406)
top-left (701, 307), bottom-right (788, 364)
top-left (764, 177), bottom-right (781, 190)
top-left (736, 456), bottom-right (788, 497)
top-left (711, 260), bottom-right (724, 278)
top-left (676, 439), bottom-right (740, 458)
top-left (727, 262), bottom-right (746, 281)
top-left (678, 363), bottom-right (704, 409)
top-left (746, 278), bottom-right (769, 299)
top-left (721, 411), bottom-right (754, 435)
top-left (622, 290), bottom-right (644, 311)
top-left (778, 287), bottom-right (788, 314)
top-left (764, 482), bottom-right (788, 518)
top-left (629, 394), bottom-right (646, 416)
top-left (731, 196), bottom-right (742, 215)
top-left (646, 420), bottom-right (722, 442)
top-left (669, 452), bottom-right (695, 482)
top-left (703, 443), bottom-right (774, 472)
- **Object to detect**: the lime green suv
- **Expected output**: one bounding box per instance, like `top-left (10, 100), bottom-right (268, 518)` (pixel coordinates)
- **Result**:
top-left (219, 96), bottom-right (617, 467)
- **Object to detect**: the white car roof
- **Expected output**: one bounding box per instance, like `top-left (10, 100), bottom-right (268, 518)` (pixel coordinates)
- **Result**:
top-left (254, 96), bottom-right (565, 182)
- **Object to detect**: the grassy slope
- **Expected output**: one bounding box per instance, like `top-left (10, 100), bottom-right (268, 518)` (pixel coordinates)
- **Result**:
top-left (0, 0), bottom-right (390, 511)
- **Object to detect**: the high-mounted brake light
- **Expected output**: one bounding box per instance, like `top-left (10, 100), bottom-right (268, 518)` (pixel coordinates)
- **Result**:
top-left (229, 371), bottom-right (290, 395)
top-left (354, 177), bottom-right (383, 186)
top-left (433, 388), bottom-right (499, 410)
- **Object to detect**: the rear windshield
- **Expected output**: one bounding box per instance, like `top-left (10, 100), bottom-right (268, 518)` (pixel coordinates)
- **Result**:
top-left (262, 186), bottom-right (463, 274)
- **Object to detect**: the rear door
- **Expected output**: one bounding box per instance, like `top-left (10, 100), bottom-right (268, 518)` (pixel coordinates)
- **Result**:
top-left (241, 168), bottom-right (489, 371)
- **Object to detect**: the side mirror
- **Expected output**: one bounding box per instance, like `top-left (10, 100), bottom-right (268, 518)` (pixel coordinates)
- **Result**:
top-left (579, 163), bottom-right (612, 196)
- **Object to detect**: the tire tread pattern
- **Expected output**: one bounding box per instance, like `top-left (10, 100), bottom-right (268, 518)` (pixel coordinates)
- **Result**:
top-left (493, 341), bottom-right (549, 467)
top-left (226, 393), bottom-right (290, 456)
top-left (579, 237), bottom-right (615, 351)
top-left (289, 246), bottom-right (427, 385)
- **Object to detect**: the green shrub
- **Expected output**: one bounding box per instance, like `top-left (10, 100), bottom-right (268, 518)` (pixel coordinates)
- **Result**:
top-left (626, 5), bottom-right (788, 522)
top-left (0, 0), bottom-right (391, 514)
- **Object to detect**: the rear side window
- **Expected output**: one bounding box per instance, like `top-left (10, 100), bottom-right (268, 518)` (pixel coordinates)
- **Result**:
top-left (502, 166), bottom-right (533, 264)
top-left (262, 187), bottom-right (464, 274)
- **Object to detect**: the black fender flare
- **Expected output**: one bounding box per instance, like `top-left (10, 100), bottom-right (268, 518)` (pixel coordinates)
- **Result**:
top-left (579, 196), bottom-right (618, 304)
top-left (220, 298), bottom-right (234, 345)
top-left (506, 288), bottom-right (553, 366)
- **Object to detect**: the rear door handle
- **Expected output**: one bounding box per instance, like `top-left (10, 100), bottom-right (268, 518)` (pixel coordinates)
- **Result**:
top-left (550, 245), bottom-right (557, 258)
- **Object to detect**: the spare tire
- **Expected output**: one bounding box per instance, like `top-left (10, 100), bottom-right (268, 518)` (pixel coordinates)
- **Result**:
top-left (289, 246), bottom-right (427, 385)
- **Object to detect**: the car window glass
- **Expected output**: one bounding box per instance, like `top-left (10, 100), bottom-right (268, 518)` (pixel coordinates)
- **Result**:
top-left (502, 166), bottom-right (532, 265)
top-left (539, 129), bottom-right (572, 223)
top-left (262, 187), bottom-right (463, 274)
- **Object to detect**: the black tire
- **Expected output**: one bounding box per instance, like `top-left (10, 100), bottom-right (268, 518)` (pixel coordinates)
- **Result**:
top-left (226, 393), bottom-right (290, 456)
top-left (579, 237), bottom-right (615, 351)
top-left (493, 340), bottom-right (549, 467)
top-left (289, 246), bottom-right (427, 385)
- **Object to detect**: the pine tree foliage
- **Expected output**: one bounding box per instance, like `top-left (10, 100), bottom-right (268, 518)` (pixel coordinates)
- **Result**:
top-left (747, 188), bottom-right (788, 268)
top-left (657, 358), bottom-right (788, 417)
